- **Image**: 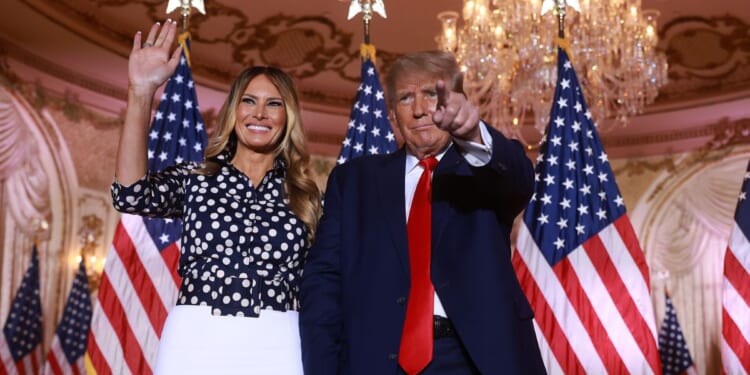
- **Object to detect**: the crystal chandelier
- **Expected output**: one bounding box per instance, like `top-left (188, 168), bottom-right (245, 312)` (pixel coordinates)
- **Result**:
top-left (436, 0), bottom-right (668, 144)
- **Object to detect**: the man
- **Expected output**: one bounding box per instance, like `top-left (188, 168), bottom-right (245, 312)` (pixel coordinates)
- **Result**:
top-left (300, 51), bottom-right (546, 375)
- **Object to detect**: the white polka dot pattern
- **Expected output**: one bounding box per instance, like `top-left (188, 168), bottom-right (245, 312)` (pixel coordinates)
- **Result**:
top-left (112, 158), bottom-right (308, 317)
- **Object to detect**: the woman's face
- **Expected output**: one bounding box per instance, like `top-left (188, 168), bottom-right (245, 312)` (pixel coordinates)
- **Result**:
top-left (233, 74), bottom-right (287, 155)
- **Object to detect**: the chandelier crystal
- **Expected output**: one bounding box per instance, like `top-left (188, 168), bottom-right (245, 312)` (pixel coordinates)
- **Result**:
top-left (436, 0), bottom-right (668, 145)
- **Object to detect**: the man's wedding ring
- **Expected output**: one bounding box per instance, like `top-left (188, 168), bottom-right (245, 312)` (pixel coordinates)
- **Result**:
top-left (142, 42), bottom-right (154, 48)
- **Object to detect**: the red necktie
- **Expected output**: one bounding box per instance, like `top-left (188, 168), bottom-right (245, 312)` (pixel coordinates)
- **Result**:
top-left (399, 156), bottom-right (438, 375)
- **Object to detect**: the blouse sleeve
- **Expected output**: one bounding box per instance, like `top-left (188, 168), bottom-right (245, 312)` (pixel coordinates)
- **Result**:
top-left (111, 163), bottom-right (195, 218)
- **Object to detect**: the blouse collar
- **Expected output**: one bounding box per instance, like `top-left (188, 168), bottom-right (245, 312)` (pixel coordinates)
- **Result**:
top-left (216, 149), bottom-right (288, 178)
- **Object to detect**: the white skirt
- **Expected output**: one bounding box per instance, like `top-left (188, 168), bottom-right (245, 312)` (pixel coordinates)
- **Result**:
top-left (154, 305), bottom-right (303, 375)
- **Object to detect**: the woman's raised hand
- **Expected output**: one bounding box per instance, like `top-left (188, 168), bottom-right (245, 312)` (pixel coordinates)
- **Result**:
top-left (117, 20), bottom-right (182, 185)
top-left (128, 20), bottom-right (182, 94)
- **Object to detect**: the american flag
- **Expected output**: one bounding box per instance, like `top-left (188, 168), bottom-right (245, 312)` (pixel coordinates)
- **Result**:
top-left (44, 259), bottom-right (93, 375)
top-left (0, 245), bottom-right (43, 375)
top-left (336, 49), bottom-right (396, 164)
top-left (658, 292), bottom-right (697, 375)
top-left (86, 33), bottom-right (207, 375)
top-left (511, 48), bottom-right (661, 374)
top-left (721, 159), bottom-right (750, 373)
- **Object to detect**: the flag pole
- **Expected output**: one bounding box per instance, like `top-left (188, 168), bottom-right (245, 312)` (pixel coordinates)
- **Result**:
top-left (556, 0), bottom-right (566, 38)
top-left (180, 4), bottom-right (190, 33)
top-left (362, 4), bottom-right (370, 45)
top-left (541, 0), bottom-right (577, 61)
top-left (348, 0), bottom-right (387, 62)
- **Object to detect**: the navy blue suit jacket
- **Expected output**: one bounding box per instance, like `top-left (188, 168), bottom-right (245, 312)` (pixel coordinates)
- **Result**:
top-left (300, 127), bottom-right (546, 374)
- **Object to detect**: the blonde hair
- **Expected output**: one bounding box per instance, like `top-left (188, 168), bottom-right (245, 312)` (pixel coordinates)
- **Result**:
top-left (384, 50), bottom-right (464, 108)
top-left (198, 67), bottom-right (322, 242)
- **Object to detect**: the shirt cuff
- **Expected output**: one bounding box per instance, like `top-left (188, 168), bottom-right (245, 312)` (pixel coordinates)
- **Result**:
top-left (453, 121), bottom-right (493, 166)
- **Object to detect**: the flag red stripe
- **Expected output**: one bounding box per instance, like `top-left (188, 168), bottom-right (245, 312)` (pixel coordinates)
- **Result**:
top-left (722, 307), bottom-right (750, 370)
top-left (87, 332), bottom-right (113, 375)
top-left (47, 352), bottom-right (63, 375)
top-left (512, 253), bottom-right (586, 373)
top-left (583, 232), bottom-right (661, 374)
top-left (613, 217), bottom-right (651, 286)
top-left (112, 223), bottom-right (169, 335)
top-left (724, 248), bottom-right (750, 308)
top-left (31, 349), bottom-right (39, 375)
top-left (47, 336), bottom-right (73, 375)
top-left (553, 257), bottom-right (629, 373)
top-left (161, 242), bottom-right (181, 289)
top-left (97, 274), bottom-right (153, 375)
top-left (723, 220), bottom-right (750, 374)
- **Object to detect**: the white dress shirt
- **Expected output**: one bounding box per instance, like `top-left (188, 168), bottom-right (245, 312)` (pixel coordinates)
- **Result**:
top-left (403, 122), bottom-right (494, 317)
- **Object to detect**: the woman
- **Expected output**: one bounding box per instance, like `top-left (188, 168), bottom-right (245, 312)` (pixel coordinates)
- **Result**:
top-left (113, 20), bottom-right (322, 374)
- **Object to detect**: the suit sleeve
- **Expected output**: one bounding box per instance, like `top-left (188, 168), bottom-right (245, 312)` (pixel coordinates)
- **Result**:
top-left (483, 126), bottom-right (535, 220)
top-left (299, 165), bottom-right (344, 375)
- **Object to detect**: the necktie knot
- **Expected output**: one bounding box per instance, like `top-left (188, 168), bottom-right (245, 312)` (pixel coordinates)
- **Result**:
top-left (419, 156), bottom-right (438, 172)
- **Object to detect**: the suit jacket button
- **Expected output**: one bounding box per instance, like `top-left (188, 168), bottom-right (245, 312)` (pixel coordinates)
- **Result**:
top-left (396, 297), bottom-right (406, 305)
top-left (389, 353), bottom-right (398, 360)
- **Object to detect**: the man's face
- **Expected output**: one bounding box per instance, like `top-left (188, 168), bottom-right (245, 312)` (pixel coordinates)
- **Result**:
top-left (390, 72), bottom-right (451, 159)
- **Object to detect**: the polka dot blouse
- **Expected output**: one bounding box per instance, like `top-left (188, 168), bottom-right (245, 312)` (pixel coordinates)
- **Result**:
top-left (111, 157), bottom-right (309, 317)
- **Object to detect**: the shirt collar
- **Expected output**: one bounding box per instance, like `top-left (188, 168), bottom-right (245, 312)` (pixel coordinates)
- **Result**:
top-left (216, 149), bottom-right (288, 178)
top-left (405, 143), bottom-right (451, 175)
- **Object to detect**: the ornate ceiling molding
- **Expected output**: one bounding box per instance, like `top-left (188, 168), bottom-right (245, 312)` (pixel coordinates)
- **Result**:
top-left (604, 117), bottom-right (750, 151)
top-left (611, 117), bottom-right (750, 181)
top-left (0, 36), bottom-right (128, 104)
top-left (10, 1), bottom-right (750, 116)
top-left (19, 0), bottom-right (400, 109)
top-left (656, 15), bottom-right (750, 103)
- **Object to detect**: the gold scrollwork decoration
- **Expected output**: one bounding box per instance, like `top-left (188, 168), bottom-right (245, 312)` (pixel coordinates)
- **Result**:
top-left (658, 15), bottom-right (750, 102)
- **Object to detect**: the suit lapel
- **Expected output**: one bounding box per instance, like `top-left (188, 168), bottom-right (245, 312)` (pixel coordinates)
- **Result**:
top-left (376, 149), bottom-right (410, 275)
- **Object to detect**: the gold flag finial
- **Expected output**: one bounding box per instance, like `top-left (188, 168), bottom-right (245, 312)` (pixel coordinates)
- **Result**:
top-left (347, 0), bottom-right (387, 45)
top-left (348, 0), bottom-right (387, 20)
top-left (542, 0), bottom-right (581, 41)
top-left (541, 0), bottom-right (580, 15)
top-left (166, 0), bottom-right (206, 32)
